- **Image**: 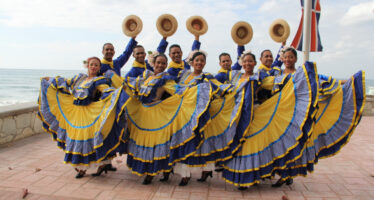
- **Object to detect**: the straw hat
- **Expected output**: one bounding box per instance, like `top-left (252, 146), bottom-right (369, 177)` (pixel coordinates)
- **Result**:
top-left (186, 16), bottom-right (208, 36)
top-left (269, 19), bottom-right (290, 43)
top-left (156, 14), bottom-right (178, 37)
top-left (231, 21), bottom-right (253, 46)
top-left (122, 15), bottom-right (143, 37)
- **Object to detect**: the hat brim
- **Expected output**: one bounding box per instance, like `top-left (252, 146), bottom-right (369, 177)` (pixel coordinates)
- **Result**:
top-left (156, 14), bottom-right (178, 37)
top-left (269, 19), bottom-right (290, 43)
top-left (122, 15), bottom-right (143, 37)
top-left (186, 16), bottom-right (208, 36)
top-left (231, 21), bottom-right (253, 46)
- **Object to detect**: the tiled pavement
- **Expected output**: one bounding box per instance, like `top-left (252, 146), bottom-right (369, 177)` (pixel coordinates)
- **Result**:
top-left (1, 116), bottom-right (374, 200)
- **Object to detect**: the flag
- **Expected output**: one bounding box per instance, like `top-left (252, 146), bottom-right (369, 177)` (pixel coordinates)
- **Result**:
top-left (291, 0), bottom-right (323, 52)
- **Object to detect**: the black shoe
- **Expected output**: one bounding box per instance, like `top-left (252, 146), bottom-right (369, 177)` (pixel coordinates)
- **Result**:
top-left (272, 178), bottom-right (292, 187)
top-left (105, 164), bottom-right (117, 171)
top-left (238, 187), bottom-right (248, 190)
top-left (215, 167), bottom-right (224, 172)
top-left (286, 178), bottom-right (293, 185)
top-left (75, 170), bottom-right (86, 179)
top-left (179, 177), bottom-right (191, 186)
top-left (142, 175), bottom-right (154, 185)
top-left (197, 171), bottom-right (213, 182)
top-left (92, 165), bottom-right (108, 177)
top-left (160, 170), bottom-right (174, 182)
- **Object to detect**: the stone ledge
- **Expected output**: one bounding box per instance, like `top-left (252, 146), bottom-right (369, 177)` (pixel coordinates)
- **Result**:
top-left (0, 102), bottom-right (42, 145)
top-left (0, 102), bottom-right (38, 118)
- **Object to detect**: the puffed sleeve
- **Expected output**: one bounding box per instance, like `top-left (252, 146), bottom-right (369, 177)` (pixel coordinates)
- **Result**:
top-left (162, 80), bottom-right (177, 95)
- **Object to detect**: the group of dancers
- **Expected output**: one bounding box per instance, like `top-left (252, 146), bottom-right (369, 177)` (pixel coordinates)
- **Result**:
top-left (38, 26), bottom-right (365, 190)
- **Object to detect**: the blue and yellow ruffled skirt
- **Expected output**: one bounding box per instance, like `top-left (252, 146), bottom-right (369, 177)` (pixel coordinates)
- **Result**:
top-left (38, 79), bottom-right (129, 167)
top-left (222, 62), bottom-right (319, 187)
top-left (125, 83), bottom-right (212, 176)
top-left (274, 70), bottom-right (366, 179)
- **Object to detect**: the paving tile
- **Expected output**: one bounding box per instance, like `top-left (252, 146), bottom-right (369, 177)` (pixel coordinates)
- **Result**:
top-left (115, 189), bottom-right (153, 200)
top-left (259, 189), bottom-right (285, 199)
top-left (302, 175), bottom-right (332, 184)
top-left (189, 192), bottom-right (208, 200)
top-left (304, 183), bottom-right (332, 192)
top-left (234, 198), bottom-right (259, 200)
top-left (32, 175), bottom-right (60, 186)
top-left (82, 177), bottom-right (122, 190)
top-left (326, 174), bottom-right (346, 184)
top-left (344, 183), bottom-right (374, 190)
top-left (174, 184), bottom-right (209, 193)
top-left (0, 116), bottom-right (373, 199)
top-left (209, 180), bottom-right (226, 191)
top-left (302, 191), bottom-right (338, 198)
top-left (340, 196), bottom-right (373, 200)
top-left (27, 185), bottom-right (61, 196)
top-left (172, 191), bottom-right (190, 199)
top-left (343, 177), bottom-right (370, 185)
top-left (53, 183), bottom-right (81, 197)
top-left (69, 188), bottom-right (102, 199)
top-left (95, 190), bottom-right (119, 200)
top-left (289, 182), bottom-right (308, 192)
top-left (151, 197), bottom-right (183, 200)
top-left (6, 170), bottom-right (34, 181)
top-left (284, 191), bottom-right (306, 200)
top-left (346, 189), bottom-right (372, 196)
top-left (0, 189), bottom-right (22, 200)
top-left (0, 179), bottom-right (32, 188)
top-left (38, 195), bottom-right (82, 200)
top-left (208, 190), bottom-right (243, 198)
top-left (327, 183), bottom-right (352, 196)
top-left (242, 187), bottom-right (261, 198)
top-left (207, 197), bottom-right (235, 200)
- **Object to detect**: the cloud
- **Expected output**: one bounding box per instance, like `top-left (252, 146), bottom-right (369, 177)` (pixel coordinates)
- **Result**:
top-left (0, 0), bottom-right (241, 31)
top-left (340, 1), bottom-right (374, 25)
top-left (3, 40), bottom-right (100, 69)
top-left (259, 0), bottom-right (277, 12)
top-left (0, 0), bottom-right (373, 79)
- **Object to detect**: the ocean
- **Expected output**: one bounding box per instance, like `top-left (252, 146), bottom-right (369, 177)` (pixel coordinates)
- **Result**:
top-left (0, 68), bottom-right (373, 107)
top-left (0, 68), bottom-right (85, 107)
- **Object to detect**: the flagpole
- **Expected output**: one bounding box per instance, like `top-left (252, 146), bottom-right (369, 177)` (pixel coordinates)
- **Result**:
top-left (302, 0), bottom-right (312, 62)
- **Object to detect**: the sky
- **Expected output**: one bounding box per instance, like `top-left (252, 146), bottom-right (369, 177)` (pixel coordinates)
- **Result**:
top-left (0, 0), bottom-right (373, 79)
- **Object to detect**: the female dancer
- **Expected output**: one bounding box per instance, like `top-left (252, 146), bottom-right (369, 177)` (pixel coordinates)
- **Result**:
top-left (123, 53), bottom-right (212, 185)
top-left (271, 47), bottom-right (366, 187)
top-left (172, 51), bottom-right (217, 186)
top-left (38, 57), bottom-right (129, 178)
top-left (222, 47), bottom-right (319, 190)
top-left (174, 51), bottom-right (265, 186)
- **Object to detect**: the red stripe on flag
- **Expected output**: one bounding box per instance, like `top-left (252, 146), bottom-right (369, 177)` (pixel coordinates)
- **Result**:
top-left (291, 13), bottom-right (304, 49)
top-left (315, 0), bottom-right (321, 11)
top-left (310, 12), bottom-right (317, 51)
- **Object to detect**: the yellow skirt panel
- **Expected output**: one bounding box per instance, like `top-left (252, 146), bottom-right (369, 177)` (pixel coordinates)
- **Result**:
top-left (204, 91), bottom-right (241, 139)
top-left (46, 87), bottom-right (116, 141)
top-left (308, 87), bottom-right (344, 148)
top-left (239, 81), bottom-right (296, 156)
top-left (127, 86), bottom-right (200, 147)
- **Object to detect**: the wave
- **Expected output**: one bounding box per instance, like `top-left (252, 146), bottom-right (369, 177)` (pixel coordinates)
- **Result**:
top-left (0, 100), bottom-right (35, 107)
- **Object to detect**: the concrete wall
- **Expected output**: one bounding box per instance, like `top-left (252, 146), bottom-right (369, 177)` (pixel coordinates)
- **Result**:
top-left (364, 94), bottom-right (374, 116)
top-left (0, 102), bottom-right (43, 145)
